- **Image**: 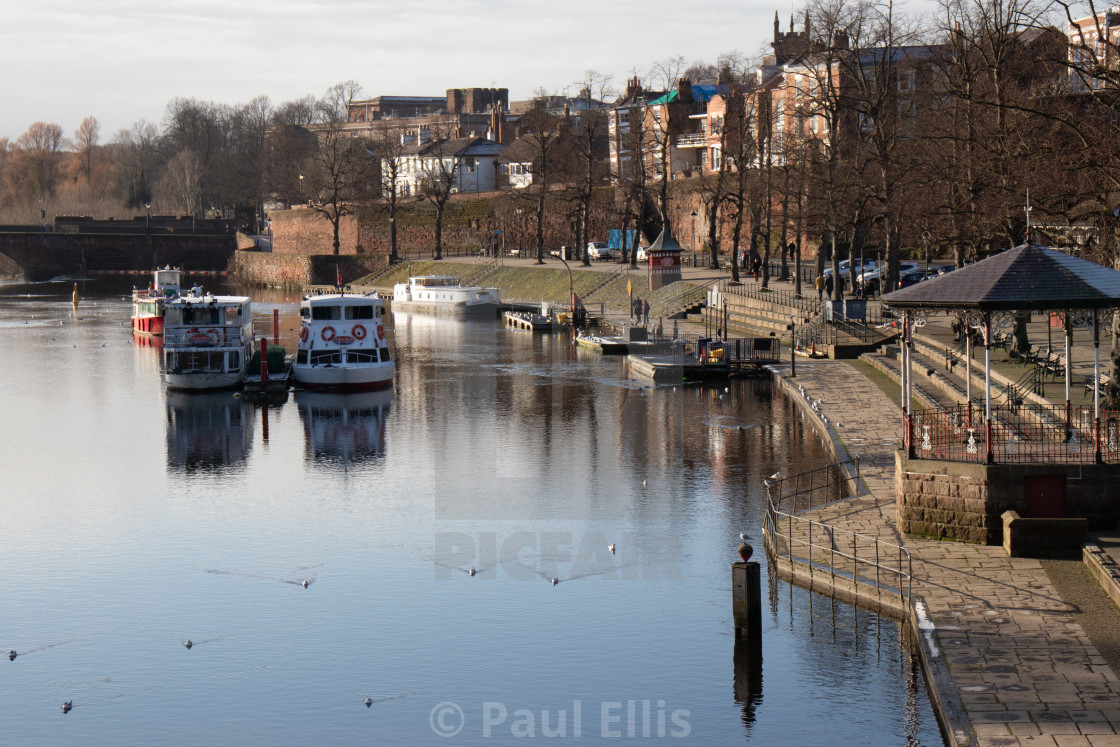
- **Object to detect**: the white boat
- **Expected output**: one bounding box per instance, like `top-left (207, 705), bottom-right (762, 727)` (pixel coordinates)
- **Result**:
top-left (131, 267), bottom-right (182, 337)
top-left (292, 292), bottom-right (394, 391)
top-left (391, 276), bottom-right (500, 316)
top-left (162, 291), bottom-right (254, 390)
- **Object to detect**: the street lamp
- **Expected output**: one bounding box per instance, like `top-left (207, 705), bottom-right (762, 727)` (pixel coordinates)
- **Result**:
top-left (389, 215), bottom-right (397, 264)
top-left (298, 174), bottom-right (304, 206)
top-left (789, 315), bottom-right (797, 377)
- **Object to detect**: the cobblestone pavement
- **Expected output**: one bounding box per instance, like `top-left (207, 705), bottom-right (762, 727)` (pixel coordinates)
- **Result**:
top-left (781, 358), bottom-right (1120, 747)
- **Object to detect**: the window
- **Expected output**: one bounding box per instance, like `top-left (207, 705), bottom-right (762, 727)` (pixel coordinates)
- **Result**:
top-left (310, 351), bottom-right (342, 365)
top-left (465, 157), bottom-right (477, 173)
top-left (711, 146), bottom-right (722, 170)
top-left (312, 306), bottom-right (341, 321)
top-left (345, 305), bottom-right (375, 320)
top-left (380, 348), bottom-right (392, 362)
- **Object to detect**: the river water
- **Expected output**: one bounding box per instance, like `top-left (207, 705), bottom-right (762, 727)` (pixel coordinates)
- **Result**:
top-left (0, 279), bottom-right (943, 746)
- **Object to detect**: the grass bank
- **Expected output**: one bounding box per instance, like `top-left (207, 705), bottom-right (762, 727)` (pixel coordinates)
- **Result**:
top-left (352, 261), bottom-right (707, 319)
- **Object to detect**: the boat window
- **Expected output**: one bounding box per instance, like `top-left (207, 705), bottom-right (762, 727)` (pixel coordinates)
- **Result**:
top-left (299, 307), bottom-right (310, 318)
top-left (309, 351), bottom-right (342, 365)
top-left (228, 351), bottom-right (239, 370)
top-left (346, 350), bottom-right (379, 364)
top-left (345, 305), bottom-right (375, 320)
top-left (312, 306), bottom-right (341, 321)
top-left (296, 349), bottom-right (308, 364)
top-left (379, 348), bottom-right (391, 362)
top-left (183, 307), bottom-right (221, 325)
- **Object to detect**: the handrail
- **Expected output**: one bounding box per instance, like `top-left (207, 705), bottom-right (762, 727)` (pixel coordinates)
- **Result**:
top-left (763, 460), bottom-right (913, 616)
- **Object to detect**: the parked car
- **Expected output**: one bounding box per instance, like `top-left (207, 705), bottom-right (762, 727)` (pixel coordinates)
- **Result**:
top-left (822, 258), bottom-right (876, 279)
top-left (587, 241), bottom-right (612, 260)
top-left (896, 268), bottom-right (929, 289)
top-left (858, 263), bottom-right (919, 294)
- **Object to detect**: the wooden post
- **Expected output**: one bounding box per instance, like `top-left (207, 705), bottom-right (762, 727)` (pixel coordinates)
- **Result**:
top-left (732, 561), bottom-right (761, 639)
top-left (260, 338), bottom-right (268, 385)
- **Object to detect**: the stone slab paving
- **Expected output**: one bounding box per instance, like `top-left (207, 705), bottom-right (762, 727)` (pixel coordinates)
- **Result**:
top-left (780, 358), bottom-right (1120, 747)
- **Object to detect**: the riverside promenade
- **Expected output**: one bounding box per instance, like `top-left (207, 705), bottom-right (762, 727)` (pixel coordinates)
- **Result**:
top-left (371, 254), bottom-right (1120, 744)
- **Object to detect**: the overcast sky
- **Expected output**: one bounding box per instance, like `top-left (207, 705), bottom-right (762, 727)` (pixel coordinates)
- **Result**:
top-left (0, 0), bottom-right (802, 142)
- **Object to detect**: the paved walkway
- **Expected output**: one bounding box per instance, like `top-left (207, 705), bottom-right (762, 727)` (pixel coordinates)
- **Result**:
top-left (782, 357), bottom-right (1120, 747)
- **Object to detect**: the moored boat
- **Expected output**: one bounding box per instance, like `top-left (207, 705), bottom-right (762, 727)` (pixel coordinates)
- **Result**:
top-left (131, 267), bottom-right (182, 337)
top-left (391, 276), bottom-right (499, 316)
top-left (162, 291), bottom-right (254, 390)
top-left (292, 292), bottom-right (394, 391)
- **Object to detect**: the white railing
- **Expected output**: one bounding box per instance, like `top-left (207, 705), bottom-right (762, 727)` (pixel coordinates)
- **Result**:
top-left (164, 326), bottom-right (245, 348)
top-left (676, 133), bottom-right (708, 147)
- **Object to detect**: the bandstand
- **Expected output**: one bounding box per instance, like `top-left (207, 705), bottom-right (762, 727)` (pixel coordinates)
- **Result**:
top-left (881, 244), bottom-right (1120, 544)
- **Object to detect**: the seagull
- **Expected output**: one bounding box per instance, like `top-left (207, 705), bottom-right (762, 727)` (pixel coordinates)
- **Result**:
top-left (302, 580), bottom-right (310, 588)
top-left (364, 697), bottom-right (374, 708)
top-left (642, 479), bottom-right (647, 487)
top-left (551, 577), bottom-right (558, 586)
top-left (738, 533), bottom-right (754, 562)
top-left (763, 479), bottom-right (774, 487)
top-left (468, 567), bottom-right (477, 577)
top-left (608, 544), bottom-right (616, 555)
top-left (61, 701), bottom-right (73, 714)
top-left (737, 425), bottom-right (744, 431)
top-left (724, 387), bottom-right (729, 393)
top-left (770, 472), bottom-right (781, 480)
top-left (8, 650), bottom-right (16, 661)
top-left (184, 640), bottom-right (193, 650)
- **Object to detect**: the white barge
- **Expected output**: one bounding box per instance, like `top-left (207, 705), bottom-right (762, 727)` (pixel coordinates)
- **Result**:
top-left (292, 292), bottom-right (394, 391)
top-left (391, 276), bottom-right (500, 316)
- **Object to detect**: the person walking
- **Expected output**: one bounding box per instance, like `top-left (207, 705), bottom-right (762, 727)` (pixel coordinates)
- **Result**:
top-left (824, 273), bottom-right (834, 300)
top-left (642, 299), bottom-right (650, 325)
top-left (814, 273), bottom-right (825, 301)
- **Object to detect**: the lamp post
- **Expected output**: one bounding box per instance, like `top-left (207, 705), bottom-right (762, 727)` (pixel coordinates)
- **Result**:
top-left (789, 316), bottom-right (797, 377)
top-left (389, 215), bottom-right (397, 264)
top-left (690, 209), bottom-right (698, 266)
top-left (298, 174), bottom-right (304, 206)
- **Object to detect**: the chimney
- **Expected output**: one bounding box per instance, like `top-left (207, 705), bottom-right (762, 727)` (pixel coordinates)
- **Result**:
top-left (490, 105), bottom-right (504, 144)
top-left (677, 78), bottom-right (693, 103)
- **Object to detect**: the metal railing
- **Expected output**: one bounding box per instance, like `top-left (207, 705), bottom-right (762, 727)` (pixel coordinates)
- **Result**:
top-left (720, 280), bottom-right (822, 315)
top-left (763, 460), bottom-right (913, 615)
top-left (164, 326), bottom-right (247, 347)
top-left (907, 403), bottom-right (1120, 464)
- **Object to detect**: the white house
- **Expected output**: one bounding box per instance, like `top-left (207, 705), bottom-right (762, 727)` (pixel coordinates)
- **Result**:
top-left (382, 136), bottom-right (506, 197)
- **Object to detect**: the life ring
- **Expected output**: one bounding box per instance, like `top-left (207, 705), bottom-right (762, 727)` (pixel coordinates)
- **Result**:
top-left (300, 327), bottom-right (309, 342)
top-left (352, 324), bottom-right (367, 340)
top-left (205, 328), bottom-right (221, 342)
top-left (321, 326), bottom-right (336, 342)
top-left (376, 324), bottom-right (385, 340)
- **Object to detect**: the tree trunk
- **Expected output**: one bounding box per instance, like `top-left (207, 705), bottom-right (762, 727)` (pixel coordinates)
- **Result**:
top-left (434, 203), bottom-right (444, 260)
top-left (535, 192), bottom-right (545, 264)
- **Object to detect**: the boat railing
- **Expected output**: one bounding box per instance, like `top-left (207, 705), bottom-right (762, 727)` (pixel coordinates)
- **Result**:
top-left (164, 326), bottom-right (245, 347)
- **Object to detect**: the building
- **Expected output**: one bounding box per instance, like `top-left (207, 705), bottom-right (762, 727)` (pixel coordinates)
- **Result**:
top-left (1068, 7), bottom-right (1120, 91)
top-left (383, 137), bottom-right (507, 197)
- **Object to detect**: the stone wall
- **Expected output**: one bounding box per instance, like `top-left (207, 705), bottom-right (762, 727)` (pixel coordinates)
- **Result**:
top-left (896, 453), bottom-right (1120, 544)
top-left (234, 250), bottom-right (387, 287)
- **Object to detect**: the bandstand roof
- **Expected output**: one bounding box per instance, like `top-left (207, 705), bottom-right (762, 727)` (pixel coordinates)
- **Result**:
top-left (881, 243), bottom-right (1120, 311)
top-left (647, 230), bottom-right (684, 253)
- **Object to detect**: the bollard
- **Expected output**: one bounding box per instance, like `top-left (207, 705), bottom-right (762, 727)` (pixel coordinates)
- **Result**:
top-left (260, 338), bottom-right (268, 385)
top-left (732, 561), bottom-right (761, 640)
top-left (273, 308), bottom-right (279, 340)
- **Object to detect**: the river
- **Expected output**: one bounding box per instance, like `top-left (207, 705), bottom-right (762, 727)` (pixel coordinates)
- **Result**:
top-left (0, 278), bottom-right (943, 745)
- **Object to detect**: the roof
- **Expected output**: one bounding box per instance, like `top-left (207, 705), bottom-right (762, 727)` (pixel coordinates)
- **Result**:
top-left (399, 137), bottom-right (506, 158)
top-left (646, 229), bottom-right (684, 253)
top-left (647, 84), bottom-right (725, 106)
top-left (881, 243), bottom-right (1120, 311)
top-left (494, 136), bottom-right (539, 164)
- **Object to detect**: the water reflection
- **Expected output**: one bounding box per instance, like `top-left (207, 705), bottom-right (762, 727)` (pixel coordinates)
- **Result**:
top-left (732, 637), bottom-right (763, 733)
top-left (165, 391), bottom-right (253, 472)
top-left (295, 389), bottom-right (392, 467)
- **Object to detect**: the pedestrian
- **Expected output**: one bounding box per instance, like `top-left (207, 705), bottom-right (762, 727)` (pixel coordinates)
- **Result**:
top-left (814, 274), bottom-right (825, 301)
top-left (824, 273), bottom-right (834, 299)
top-left (751, 256), bottom-right (762, 282)
top-left (632, 297), bottom-right (641, 322)
top-left (642, 299), bottom-right (650, 325)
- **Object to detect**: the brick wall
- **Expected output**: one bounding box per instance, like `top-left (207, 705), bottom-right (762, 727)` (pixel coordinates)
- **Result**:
top-left (270, 209), bottom-right (360, 255)
top-left (235, 251), bottom-right (387, 286)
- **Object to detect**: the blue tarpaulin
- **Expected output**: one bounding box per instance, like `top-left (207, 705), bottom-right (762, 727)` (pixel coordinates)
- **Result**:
top-left (608, 229), bottom-right (637, 251)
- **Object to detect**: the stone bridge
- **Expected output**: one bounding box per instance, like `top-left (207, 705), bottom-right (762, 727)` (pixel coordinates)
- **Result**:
top-left (0, 231), bottom-right (238, 281)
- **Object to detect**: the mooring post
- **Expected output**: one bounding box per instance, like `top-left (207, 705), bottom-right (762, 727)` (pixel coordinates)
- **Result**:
top-left (260, 338), bottom-right (268, 385)
top-left (732, 561), bottom-right (761, 639)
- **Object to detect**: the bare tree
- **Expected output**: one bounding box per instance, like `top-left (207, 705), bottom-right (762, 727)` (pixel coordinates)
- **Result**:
top-left (74, 116), bottom-right (100, 190)
top-left (572, 71), bottom-right (614, 266)
top-left (516, 109), bottom-right (567, 264)
top-left (303, 81), bottom-right (375, 255)
top-left (371, 124), bottom-right (410, 264)
top-left (160, 149), bottom-right (204, 216)
top-left (13, 122), bottom-right (67, 202)
top-left (416, 121), bottom-right (463, 261)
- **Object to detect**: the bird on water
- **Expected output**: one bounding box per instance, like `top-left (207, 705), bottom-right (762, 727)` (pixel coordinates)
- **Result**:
top-left (551, 577), bottom-right (558, 586)
top-left (302, 580), bottom-right (310, 588)
top-left (364, 697), bottom-right (374, 708)
top-left (61, 701), bottom-right (73, 714)
top-left (8, 650), bottom-right (16, 661)
top-left (184, 640), bottom-right (193, 649)
top-left (608, 544), bottom-right (616, 555)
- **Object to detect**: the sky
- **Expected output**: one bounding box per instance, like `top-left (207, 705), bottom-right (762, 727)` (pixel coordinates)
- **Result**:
top-left (0, 0), bottom-right (790, 143)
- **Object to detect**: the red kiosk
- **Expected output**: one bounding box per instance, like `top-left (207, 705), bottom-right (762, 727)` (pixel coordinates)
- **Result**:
top-left (645, 230), bottom-right (683, 291)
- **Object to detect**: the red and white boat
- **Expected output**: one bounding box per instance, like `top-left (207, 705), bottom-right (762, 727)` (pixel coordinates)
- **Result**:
top-left (131, 267), bottom-right (182, 337)
top-left (293, 292), bottom-right (394, 391)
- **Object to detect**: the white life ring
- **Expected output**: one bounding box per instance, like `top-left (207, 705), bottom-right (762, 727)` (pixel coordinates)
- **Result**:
top-left (321, 326), bottom-right (336, 342)
top-left (352, 324), bottom-right (367, 340)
